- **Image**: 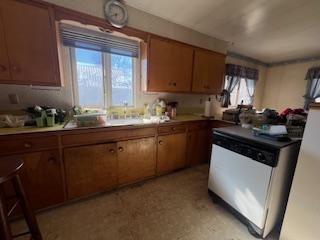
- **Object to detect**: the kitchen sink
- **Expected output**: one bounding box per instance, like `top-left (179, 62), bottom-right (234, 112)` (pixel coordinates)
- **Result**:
top-left (63, 117), bottom-right (169, 129)
top-left (105, 118), bottom-right (145, 126)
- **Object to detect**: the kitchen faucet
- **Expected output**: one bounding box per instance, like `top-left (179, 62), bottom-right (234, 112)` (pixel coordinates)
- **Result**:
top-left (123, 101), bottom-right (128, 119)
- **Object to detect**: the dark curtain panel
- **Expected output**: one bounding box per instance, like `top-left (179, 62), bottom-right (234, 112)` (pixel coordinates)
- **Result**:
top-left (221, 75), bottom-right (240, 107)
top-left (304, 67), bottom-right (320, 110)
top-left (221, 64), bottom-right (259, 108)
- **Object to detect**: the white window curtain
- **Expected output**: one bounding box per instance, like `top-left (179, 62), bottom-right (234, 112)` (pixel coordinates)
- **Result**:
top-left (245, 79), bottom-right (256, 104)
top-left (221, 64), bottom-right (259, 108)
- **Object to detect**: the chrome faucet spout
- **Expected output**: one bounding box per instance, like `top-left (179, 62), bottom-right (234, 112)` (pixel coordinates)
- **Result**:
top-left (123, 101), bottom-right (128, 119)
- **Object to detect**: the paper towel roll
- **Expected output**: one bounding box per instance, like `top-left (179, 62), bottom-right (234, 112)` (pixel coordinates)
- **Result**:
top-left (204, 99), bottom-right (211, 117)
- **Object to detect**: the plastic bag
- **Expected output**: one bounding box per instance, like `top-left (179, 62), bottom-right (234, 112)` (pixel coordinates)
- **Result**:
top-left (0, 115), bottom-right (26, 128)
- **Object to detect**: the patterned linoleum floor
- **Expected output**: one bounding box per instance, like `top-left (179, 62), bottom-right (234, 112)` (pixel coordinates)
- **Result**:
top-left (12, 164), bottom-right (279, 240)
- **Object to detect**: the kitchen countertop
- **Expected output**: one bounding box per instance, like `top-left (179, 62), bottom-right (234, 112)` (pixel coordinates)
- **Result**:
top-left (0, 114), bottom-right (217, 136)
top-left (214, 125), bottom-right (301, 149)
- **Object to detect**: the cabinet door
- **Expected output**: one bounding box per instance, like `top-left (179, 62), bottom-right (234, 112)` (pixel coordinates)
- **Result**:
top-left (118, 137), bottom-right (156, 185)
top-left (64, 143), bottom-right (118, 199)
top-left (157, 133), bottom-right (187, 174)
top-left (3, 150), bottom-right (65, 211)
top-left (0, 8), bottom-right (10, 81)
top-left (192, 50), bottom-right (226, 94)
top-left (0, 0), bottom-right (60, 86)
top-left (148, 37), bottom-right (193, 92)
top-left (21, 150), bottom-right (65, 210)
top-left (187, 129), bottom-right (211, 166)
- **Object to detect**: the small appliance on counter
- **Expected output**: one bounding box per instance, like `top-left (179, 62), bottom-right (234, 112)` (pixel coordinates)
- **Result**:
top-left (222, 104), bottom-right (253, 123)
top-left (208, 126), bottom-right (301, 238)
top-left (166, 101), bottom-right (178, 119)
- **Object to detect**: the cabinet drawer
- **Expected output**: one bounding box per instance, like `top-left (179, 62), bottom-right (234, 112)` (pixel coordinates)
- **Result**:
top-left (158, 124), bottom-right (186, 135)
top-left (188, 121), bottom-right (210, 131)
top-left (61, 127), bottom-right (157, 147)
top-left (0, 134), bottom-right (59, 155)
top-left (211, 120), bottom-right (235, 129)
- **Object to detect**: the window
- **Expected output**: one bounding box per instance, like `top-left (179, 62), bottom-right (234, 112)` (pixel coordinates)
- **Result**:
top-left (226, 78), bottom-right (255, 106)
top-left (71, 47), bottom-right (136, 108)
top-left (60, 23), bottom-right (139, 108)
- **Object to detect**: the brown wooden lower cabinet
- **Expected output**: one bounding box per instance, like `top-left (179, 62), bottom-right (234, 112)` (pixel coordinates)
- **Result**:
top-left (187, 129), bottom-right (211, 166)
top-left (118, 137), bottom-right (156, 185)
top-left (157, 133), bottom-right (187, 174)
top-left (63, 143), bottom-right (118, 200)
top-left (3, 150), bottom-right (65, 211)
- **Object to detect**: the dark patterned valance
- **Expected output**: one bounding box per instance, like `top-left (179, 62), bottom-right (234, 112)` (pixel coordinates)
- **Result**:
top-left (225, 64), bottom-right (259, 80)
top-left (305, 67), bottom-right (320, 80)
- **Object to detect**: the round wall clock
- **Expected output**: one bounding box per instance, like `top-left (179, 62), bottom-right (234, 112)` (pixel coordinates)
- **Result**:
top-left (104, 0), bottom-right (128, 28)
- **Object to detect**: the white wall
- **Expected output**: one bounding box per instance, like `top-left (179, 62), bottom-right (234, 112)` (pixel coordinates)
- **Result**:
top-left (0, 0), bottom-right (227, 113)
top-left (261, 60), bottom-right (320, 112)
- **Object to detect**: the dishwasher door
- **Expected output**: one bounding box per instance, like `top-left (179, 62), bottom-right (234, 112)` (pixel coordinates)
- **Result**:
top-left (208, 144), bottom-right (273, 229)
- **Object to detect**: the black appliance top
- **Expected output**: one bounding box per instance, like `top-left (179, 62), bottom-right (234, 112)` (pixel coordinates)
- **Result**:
top-left (214, 126), bottom-right (300, 150)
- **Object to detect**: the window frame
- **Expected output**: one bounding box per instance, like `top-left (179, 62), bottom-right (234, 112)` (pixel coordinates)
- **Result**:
top-left (70, 47), bottom-right (137, 109)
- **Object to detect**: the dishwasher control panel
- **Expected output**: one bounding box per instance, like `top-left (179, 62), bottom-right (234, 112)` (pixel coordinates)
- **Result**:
top-left (213, 132), bottom-right (279, 167)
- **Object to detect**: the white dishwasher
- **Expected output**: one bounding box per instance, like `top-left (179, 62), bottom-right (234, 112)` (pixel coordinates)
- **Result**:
top-left (208, 128), bottom-right (300, 238)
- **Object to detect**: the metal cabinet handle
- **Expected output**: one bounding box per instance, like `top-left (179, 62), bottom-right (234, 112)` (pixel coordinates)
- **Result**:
top-left (24, 142), bottom-right (32, 148)
top-left (158, 140), bottom-right (163, 145)
top-left (171, 127), bottom-right (176, 131)
top-left (11, 65), bottom-right (19, 72)
top-left (118, 147), bottom-right (124, 152)
top-left (109, 149), bottom-right (115, 154)
top-left (0, 65), bottom-right (7, 72)
top-left (48, 156), bottom-right (56, 163)
top-left (173, 82), bottom-right (177, 86)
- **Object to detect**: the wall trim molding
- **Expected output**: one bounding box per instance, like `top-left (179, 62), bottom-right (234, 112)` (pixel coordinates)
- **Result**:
top-left (227, 51), bottom-right (320, 68)
top-left (269, 55), bottom-right (320, 67)
top-left (227, 51), bottom-right (269, 67)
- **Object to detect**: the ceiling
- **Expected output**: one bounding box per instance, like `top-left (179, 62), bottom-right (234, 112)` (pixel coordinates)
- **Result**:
top-left (125, 0), bottom-right (320, 63)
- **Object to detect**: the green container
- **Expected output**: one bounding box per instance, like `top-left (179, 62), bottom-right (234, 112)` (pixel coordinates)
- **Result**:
top-left (36, 117), bottom-right (45, 127)
top-left (46, 116), bottom-right (55, 127)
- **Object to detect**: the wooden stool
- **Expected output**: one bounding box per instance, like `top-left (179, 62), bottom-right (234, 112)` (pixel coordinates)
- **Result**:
top-left (0, 158), bottom-right (42, 240)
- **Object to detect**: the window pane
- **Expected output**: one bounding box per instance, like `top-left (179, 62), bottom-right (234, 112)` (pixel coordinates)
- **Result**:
top-left (75, 48), bottom-right (104, 108)
top-left (111, 54), bottom-right (134, 106)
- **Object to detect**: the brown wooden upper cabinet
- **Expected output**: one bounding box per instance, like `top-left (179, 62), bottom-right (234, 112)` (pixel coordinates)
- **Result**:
top-left (0, 0), bottom-right (61, 86)
top-left (147, 36), bottom-right (194, 92)
top-left (192, 49), bottom-right (226, 94)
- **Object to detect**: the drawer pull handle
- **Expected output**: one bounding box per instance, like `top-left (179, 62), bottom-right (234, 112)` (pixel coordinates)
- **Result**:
top-left (171, 127), bottom-right (176, 131)
top-left (24, 143), bottom-right (32, 148)
top-left (109, 149), bottom-right (115, 154)
top-left (159, 140), bottom-right (163, 145)
top-left (11, 65), bottom-right (19, 72)
top-left (118, 147), bottom-right (124, 152)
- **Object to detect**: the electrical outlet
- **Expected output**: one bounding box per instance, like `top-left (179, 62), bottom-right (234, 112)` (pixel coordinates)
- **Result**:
top-left (8, 94), bottom-right (20, 104)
